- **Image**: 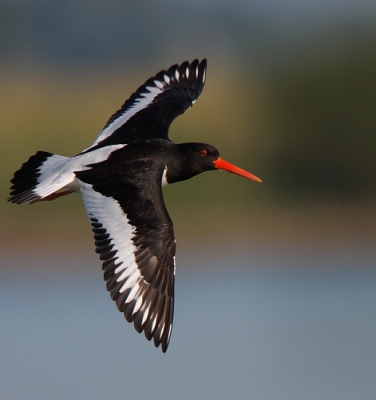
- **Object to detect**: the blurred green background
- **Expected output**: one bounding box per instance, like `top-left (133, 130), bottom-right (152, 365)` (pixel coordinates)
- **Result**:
top-left (2, 2), bottom-right (376, 400)
top-left (3, 1), bottom-right (376, 259)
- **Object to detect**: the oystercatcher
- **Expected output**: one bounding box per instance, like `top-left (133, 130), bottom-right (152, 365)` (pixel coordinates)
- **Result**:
top-left (8, 60), bottom-right (261, 352)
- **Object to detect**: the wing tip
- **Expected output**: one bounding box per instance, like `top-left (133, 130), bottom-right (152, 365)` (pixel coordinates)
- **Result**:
top-left (86, 58), bottom-right (208, 149)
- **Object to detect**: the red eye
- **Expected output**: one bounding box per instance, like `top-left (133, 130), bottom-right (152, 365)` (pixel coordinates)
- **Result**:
top-left (200, 149), bottom-right (208, 157)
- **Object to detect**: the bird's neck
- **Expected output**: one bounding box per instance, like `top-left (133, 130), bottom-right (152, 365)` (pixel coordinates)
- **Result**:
top-left (165, 143), bottom-right (201, 184)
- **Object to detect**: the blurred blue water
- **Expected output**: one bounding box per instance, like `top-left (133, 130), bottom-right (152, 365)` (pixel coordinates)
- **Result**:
top-left (1, 253), bottom-right (376, 400)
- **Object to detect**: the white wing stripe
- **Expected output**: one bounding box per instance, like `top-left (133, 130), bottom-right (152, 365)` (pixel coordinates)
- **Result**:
top-left (147, 85), bottom-right (164, 94)
top-left (154, 80), bottom-right (164, 89)
top-left (119, 271), bottom-right (140, 293)
top-left (116, 266), bottom-right (134, 283)
top-left (79, 182), bottom-right (141, 300)
top-left (86, 85), bottom-right (165, 151)
top-left (125, 280), bottom-right (141, 302)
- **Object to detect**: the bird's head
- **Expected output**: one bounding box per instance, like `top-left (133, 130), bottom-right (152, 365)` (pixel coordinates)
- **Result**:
top-left (174, 142), bottom-right (262, 183)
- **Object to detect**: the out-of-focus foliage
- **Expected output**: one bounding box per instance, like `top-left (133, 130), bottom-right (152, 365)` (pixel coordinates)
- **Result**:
top-left (2, 1), bottom-right (376, 249)
top-left (267, 29), bottom-right (376, 201)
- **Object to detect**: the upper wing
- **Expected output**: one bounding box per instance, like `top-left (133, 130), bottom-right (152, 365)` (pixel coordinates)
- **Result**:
top-left (77, 160), bottom-right (176, 352)
top-left (83, 59), bottom-right (207, 152)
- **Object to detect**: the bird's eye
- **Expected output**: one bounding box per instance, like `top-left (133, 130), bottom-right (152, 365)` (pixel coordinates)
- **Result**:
top-left (200, 149), bottom-right (208, 157)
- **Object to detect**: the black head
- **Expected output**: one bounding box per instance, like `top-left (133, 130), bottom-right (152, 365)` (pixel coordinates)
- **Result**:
top-left (169, 142), bottom-right (262, 184)
top-left (178, 142), bottom-right (219, 176)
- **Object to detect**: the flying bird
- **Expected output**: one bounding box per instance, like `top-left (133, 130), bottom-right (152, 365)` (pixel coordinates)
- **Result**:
top-left (8, 59), bottom-right (261, 352)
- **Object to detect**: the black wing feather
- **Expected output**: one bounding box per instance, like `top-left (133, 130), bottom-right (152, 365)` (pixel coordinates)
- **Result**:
top-left (84, 59), bottom-right (207, 152)
top-left (76, 152), bottom-right (176, 352)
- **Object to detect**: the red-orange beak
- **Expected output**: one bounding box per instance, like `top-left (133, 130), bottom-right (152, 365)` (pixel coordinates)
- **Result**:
top-left (213, 157), bottom-right (262, 183)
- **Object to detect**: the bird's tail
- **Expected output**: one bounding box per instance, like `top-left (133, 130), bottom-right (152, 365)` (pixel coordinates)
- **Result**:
top-left (8, 151), bottom-right (73, 204)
